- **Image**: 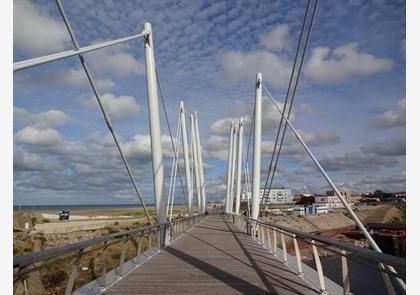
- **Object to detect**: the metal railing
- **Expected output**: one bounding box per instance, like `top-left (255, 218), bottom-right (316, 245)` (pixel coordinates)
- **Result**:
top-left (13, 214), bottom-right (205, 295)
top-left (227, 214), bottom-right (405, 295)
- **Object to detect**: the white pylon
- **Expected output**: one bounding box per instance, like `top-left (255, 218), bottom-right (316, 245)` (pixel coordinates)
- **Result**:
top-left (251, 73), bottom-right (262, 220)
top-left (194, 113), bottom-right (206, 213)
top-left (144, 23), bottom-right (166, 224)
top-left (180, 102), bottom-right (193, 216)
top-left (191, 114), bottom-right (202, 213)
top-left (235, 118), bottom-right (244, 215)
top-left (225, 122), bottom-right (235, 213)
top-left (230, 122), bottom-right (238, 213)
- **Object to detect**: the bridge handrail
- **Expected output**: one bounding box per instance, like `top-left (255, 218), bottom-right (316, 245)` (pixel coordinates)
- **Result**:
top-left (244, 215), bottom-right (405, 270)
top-left (228, 213), bottom-right (405, 294)
top-left (14, 214), bottom-right (202, 268)
top-left (13, 214), bottom-right (206, 294)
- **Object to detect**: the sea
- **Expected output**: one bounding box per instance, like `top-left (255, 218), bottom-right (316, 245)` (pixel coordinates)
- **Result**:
top-left (13, 204), bottom-right (183, 212)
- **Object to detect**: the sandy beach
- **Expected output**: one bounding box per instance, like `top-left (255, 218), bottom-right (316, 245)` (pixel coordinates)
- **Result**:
top-left (14, 205), bottom-right (192, 234)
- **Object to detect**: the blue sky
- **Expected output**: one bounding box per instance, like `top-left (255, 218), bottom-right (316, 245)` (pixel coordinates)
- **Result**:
top-left (13, 0), bottom-right (406, 205)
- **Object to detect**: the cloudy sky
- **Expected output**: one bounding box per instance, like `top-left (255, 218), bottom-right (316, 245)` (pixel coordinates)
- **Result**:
top-left (13, 0), bottom-right (405, 205)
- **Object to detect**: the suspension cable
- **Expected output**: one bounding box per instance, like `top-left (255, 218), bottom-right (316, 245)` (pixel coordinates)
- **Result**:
top-left (167, 110), bottom-right (182, 218)
top-left (155, 66), bottom-right (188, 206)
top-left (241, 102), bottom-right (255, 194)
top-left (55, 0), bottom-right (152, 223)
top-left (262, 0), bottom-right (319, 210)
top-left (260, 0), bottom-right (311, 209)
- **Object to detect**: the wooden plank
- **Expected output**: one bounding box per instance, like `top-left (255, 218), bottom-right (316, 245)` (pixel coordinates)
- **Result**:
top-left (105, 215), bottom-right (318, 295)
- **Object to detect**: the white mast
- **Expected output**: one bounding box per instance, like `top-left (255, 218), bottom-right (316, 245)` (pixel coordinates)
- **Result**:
top-left (194, 112), bottom-right (206, 213)
top-left (191, 114), bottom-right (202, 213)
top-left (235, 118), bottom-right (244, 215)
top-left (229, 123), bottom-right (238, 213)
top-left (144, 23), bottom-right (166, 224)
top-left (179, 102), bottom-right (193, 216)
top-left (251, 73), bottom-right (262, 220)
top-left (225, 122), bottom-right (235, 213)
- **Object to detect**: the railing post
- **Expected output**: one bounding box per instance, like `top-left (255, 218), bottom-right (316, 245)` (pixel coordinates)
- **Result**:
top-left (378, 263), bottom-right (397, 295)
top-left (148, 232), bottom-right (152, 251)
top-left (266, 226), bottom-right (271, 251)
top-left (118, 237), bottom-right (129, 277)
top-left (100, 241), bottom-right (108, 289)
top-left (311, 240), bottom-right (327, 294)
top-left (157, 228), bottom-right (161, 250)
top-left (258, 224), bottom-right (262, 244)
top-left (137, 236), bottom-right (144, 260)
top-left (293, 235), bottom-right (303, 277)
top-left (341, 250), bottom-right (350, 295)
top-left (272, 228), bottom-right (277, 256)
top-left (64, 249), bottom-right (83, 295)
top-left (261, 224), bottom-right (266, 247)
top-left (281, 230), bottom-right (288, 264)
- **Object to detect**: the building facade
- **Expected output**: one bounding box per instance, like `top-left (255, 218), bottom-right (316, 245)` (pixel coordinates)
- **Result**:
top-left (242, 188), bottom-right (293, 204)
top-left (326, 189), bottom-right (352, 204)
top-left (314, 196), bottom-right (345, 209)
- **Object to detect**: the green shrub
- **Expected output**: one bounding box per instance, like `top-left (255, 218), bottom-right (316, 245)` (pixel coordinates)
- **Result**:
top-left (30, 217), bottom-right (38, 226)
top-left (41, 268), bottom-right (67, 289)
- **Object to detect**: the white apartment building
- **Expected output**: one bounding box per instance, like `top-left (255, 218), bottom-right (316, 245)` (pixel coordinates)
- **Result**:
top-left (242, 188), bottom-right (293, 204)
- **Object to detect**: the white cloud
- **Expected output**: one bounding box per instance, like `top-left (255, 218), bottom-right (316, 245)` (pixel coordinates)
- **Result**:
top-left (15, 127), bottom-right (63, 146)
top-left (14, 0), bottom-right (69, 54)
top-left (259, 24), bottom-right (291, 52)
top-left (209, 96), bottom-right (294, 136)
top-left (14, 147), bottom-right (60, 171)
top-left (122, 134), bottom-right (176, 160)
top-left (369, 99), bottom-right (405, 129)
top-left (299, 130), bottom-right (341, 146)
top-left (14, 107), bottom-right (72, 128)
top-left (320, 151), bottom-right (399, 171)
top-left (87, 47), bottom-right (145, 78)
top-left (360, 138), bottom-right (405, 156)
top-left (218, 50), bottom-right (291, 88)
top-left (298, 103), bottom-right (315, 115)
top-left (304, 43), bottom-right (393, 84)
top-left (14, 67), bottom-right (115, 92)
top-left (202, 135), bottom-right (229, 160)
top-left (86, 93), bottom-right (140, 121)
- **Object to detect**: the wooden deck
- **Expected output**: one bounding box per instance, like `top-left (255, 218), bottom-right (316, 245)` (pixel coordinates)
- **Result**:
top-left (104, 215), bottom-right (318, 294)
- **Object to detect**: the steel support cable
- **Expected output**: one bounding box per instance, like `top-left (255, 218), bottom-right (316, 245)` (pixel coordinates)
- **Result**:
top-left (54, 0), bottom-right (152, 223)
top-left (260, 0), bottom-right (312, 210)
top-left (262, 0), bottom-right (319, 210)
top-left (264, 85), bottom-right (406, 292)
top-left (242, 135), bottom-right (252, 215)
top-left (13, 31), bottom-right (146, 72)
top-left (167, 110), bottom-right (182, 218)
top-left (169, 116), bottom-right (182, 220)
top-left (241, 102), bottom-right (255, 194)
top-left (155, 66), bottom-right (188, 205)
top-left (241, 102), bottom-right (254, 216)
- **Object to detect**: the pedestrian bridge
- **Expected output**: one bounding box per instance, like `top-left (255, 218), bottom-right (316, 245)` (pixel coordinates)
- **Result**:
top-left (14, 213), bottom-right (405, 295)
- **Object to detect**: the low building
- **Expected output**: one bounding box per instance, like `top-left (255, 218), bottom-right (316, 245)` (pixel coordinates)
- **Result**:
top-left (315, 196), bottom-right (346, 209)
top-left (242, 188), bottom-right (293, 204)
top-left (326, 189), bottom-right (352, 204)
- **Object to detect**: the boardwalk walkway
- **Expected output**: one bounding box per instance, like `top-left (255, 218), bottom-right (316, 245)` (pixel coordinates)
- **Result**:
top-left (105, 215), bottom-right (318, 294)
